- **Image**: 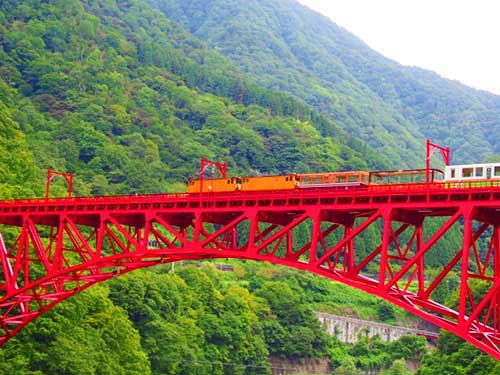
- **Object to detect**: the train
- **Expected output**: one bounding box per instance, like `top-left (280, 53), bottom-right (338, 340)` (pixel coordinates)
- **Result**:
top-left (186, 162), bottom-right (500, 193)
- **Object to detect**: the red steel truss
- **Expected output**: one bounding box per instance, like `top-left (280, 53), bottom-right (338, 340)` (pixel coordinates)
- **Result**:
top-left (1, 184), bottom-right (500, 359)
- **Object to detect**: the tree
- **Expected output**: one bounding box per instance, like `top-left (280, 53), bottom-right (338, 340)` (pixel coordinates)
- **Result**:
top-left (335, 356), bottom-right (361, 375)
top-left (0, 285), bottom-right (150, 375)
top-left (380, 358), bottom-right (411, 375)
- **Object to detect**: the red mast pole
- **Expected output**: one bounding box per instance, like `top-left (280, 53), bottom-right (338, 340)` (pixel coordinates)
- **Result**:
top-left (199, 157), bottom-right (227, 194)
top-left (45, 168), bottom-right (51, 201)
top-left (426, 139), bottom-right (450, 184)
top-left (45, 169), bottom-right (74, 200)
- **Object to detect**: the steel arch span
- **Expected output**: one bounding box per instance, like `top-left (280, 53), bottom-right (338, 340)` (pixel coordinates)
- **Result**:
top-left (1, 186), bottom-right (500, 359)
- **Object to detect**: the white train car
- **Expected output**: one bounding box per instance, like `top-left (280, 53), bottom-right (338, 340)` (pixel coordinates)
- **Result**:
top-left (444, 163), bottom-right (500, 182)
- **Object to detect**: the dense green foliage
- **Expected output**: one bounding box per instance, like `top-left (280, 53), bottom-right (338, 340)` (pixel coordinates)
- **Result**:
top-left (0, 81), bottom-right (37, 198)
top-left (0, 0), bottom-right (391, 201)
top-left (0, 262), bottom-right (427, 374)
top-left (417, 331), bottom-right (500, 375)
top-left (151, 0), bottom-right (500, 164)
top-left (0, 285), bottom-right (150, 375)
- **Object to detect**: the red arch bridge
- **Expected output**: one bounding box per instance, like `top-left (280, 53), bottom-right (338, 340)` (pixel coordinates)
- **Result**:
top-left (1, 184), bottom-right (500, 359)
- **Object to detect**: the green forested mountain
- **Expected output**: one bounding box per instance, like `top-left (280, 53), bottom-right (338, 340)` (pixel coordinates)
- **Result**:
top-left (0, 0), bottom-right (389, 200)
top-left (0, 0), bottom-right (415, 373)
top-left (0, 81), bottom-right (37, 198)
top-left (149, 0), bottom-right (500, 165)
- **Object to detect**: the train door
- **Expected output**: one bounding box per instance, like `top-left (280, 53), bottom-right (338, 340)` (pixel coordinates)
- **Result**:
top-left (487, 167), bottom-right (492, 179)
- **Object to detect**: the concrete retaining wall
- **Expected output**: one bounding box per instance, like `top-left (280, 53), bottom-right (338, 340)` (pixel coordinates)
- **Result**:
top-left (315, 312), bottom-right (438, 343)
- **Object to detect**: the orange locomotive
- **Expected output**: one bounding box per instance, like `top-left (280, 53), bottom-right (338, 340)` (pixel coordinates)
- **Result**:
top-left (187, 177), bottom-right (240, 193)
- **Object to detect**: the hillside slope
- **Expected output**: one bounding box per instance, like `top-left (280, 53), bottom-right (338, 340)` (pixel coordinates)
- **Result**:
top-left (0, 0), bottom-right (389, 199)
top-left (150, 0), bottom-right (500, 164)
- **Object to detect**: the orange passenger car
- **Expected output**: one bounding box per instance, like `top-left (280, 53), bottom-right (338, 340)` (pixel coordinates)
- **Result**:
top-left (298, 171), bottom-right (370, 188)
top-left (369, 169), bottom-right (443, 185)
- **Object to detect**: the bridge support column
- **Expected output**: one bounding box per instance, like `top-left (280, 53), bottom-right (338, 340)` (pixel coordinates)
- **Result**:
top-left (193, 212), bottom-right (202, 243)
top-left (416, 219), bottom-right (425, 297)
top-left (308, 209), bottom-right (321, 264)
top-left (141, 213), bottom-right (152, 252)
top-left (246, 210), bottom-right (259, 255)
top-left (379, 208), bottom-right (392, 290)
top-left (345, 215), bottom-right (355, 273)
top-left (459, 207), bottom-right (473, 323)
top-left (495, 222), bottom-right (500, 331)
top-left (0, 232), bottom-right (14, 292)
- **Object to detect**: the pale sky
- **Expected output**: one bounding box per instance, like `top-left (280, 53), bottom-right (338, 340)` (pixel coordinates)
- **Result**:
top-left (297, 0), bottom-right (500, 95)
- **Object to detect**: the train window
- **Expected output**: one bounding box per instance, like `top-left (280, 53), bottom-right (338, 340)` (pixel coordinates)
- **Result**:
top-left (475, 167), bottom-right (483, 177)
top-left (495, 167), bottom-right (500, 177)
top-left (337, 176), bottom-right (346, 183)
top-left (348, 175), bottom-right (358, 182)
top-left (314, 176), bottom-right (322, 184)
top-left (450, 169), bottom-right (455, 178)
top-left (285, 177), bottom-right (288, 181)
top-left (462, 168), bottom-right (473, 178)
